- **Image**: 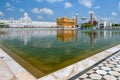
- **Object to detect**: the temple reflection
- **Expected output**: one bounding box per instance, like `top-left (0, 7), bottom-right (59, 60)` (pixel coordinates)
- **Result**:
top-left (83, 31), bottom-right (96, 48)
top-left (89, 31), bottom-right (96, 48)
top-left (57, 30), bottom-right (78, 43)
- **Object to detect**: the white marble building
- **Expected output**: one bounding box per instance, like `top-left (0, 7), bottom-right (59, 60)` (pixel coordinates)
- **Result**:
top-left (0, 12), bottom-right (57, 28)
top-left (97, 18), bottom-right (112, 29)
top-left (19, 12), bottom-right (32, 23)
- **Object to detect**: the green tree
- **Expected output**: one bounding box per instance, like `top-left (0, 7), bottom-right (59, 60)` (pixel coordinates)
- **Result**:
top-left (0, 22), bottom-right (9, 28)
top-left (114, 24), bottom-right (119, 26)
top-left (81, 23), bottom-right (93, 29)
top-left (112, 23), bottom-right (115, 27)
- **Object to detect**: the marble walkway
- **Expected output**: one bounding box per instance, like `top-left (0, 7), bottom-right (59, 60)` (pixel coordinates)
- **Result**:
top-left (0, 48), bottom-right (36, 80)
top-left (68, 51), bottom-right (120, 80)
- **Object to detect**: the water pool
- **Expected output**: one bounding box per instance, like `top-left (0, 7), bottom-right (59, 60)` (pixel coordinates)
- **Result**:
top-left (0, 28), bottom-right (120, 78)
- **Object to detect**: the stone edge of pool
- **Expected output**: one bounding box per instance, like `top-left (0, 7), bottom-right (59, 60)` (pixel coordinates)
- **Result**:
top-left (0, 44), bottom-right (120, 80)
top-left (38, 44), bottom-right (120, 80)
top-left (0, 48), bottom-right (37, 80)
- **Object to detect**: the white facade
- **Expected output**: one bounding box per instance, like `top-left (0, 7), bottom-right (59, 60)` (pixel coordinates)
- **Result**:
top-left (32, 21), bottom-right (57, 27)
top-left (19, 12), bottom-right (32, 23)
top-left (97, 18), bottom-right (112, 29)
top-left (0, 12), bottom-right (57, 28)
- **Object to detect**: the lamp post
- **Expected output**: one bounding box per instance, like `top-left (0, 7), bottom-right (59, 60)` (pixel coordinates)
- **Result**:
top-left (81, 17), bottom-right (86, 28)
top-left (75, 13), bottom-right (79, 27)
top-left (81, 17), bottom-right (86, 23)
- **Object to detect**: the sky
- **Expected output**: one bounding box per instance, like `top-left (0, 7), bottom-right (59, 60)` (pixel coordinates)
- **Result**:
top-left (0, 0), bottom-right (120, 23)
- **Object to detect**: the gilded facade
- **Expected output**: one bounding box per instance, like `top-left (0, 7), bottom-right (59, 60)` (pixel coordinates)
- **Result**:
top-left (57, 30), bottom-right (75, 42)
top-left (57, 17), bottom-right (75, 28)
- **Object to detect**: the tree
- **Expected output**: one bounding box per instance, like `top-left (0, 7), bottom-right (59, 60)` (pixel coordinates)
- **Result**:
top-left (112, 23), bottom-right (115, 27)
top-left (81, 23), bottom-right (93, 29)
top-left (0, 22), bottom-right (9, 28)
top-left (114, 24), bottom-right (119, 26)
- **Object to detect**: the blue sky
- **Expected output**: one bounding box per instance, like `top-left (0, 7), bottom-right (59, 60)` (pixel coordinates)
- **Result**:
top-left (0, 0), bottom-right (120, 23)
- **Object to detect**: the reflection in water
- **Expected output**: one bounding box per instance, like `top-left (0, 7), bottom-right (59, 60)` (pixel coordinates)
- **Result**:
top-left (0, 29), bottom-right (119, 48)
top-left (75, 30), bottom-right (79, 44)
top-left (57, 30), bottom-right (77, 43)
top-left (0, 28), bottom-right (56, 46)
top-left (89, 31), bottom-right (96, 48)
top-left (83, 31), bottom-right (96, 48)
top-left (0, 29), bottom-right (120, 49)
top-left (0, 28), bottom-right (120, 78)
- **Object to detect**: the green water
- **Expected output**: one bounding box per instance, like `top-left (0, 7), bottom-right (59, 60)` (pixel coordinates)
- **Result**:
top-left (0, 28), bottom-right (120, 78)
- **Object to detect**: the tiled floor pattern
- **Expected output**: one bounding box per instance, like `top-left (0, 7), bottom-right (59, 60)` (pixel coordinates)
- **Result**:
top-left (70, 51), bottom-right (120, 80)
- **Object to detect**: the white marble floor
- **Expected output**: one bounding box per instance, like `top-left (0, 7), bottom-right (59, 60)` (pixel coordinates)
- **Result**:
top-left (0, 48), bottom-right (36, 80)
top-left (0, 59), bottom-right (14, 80)
top-left (69, 51), bottom-right (120, 80)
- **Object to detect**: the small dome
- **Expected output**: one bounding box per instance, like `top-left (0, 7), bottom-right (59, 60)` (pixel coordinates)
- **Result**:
top-left (24, 12), bottom-right (28, 17)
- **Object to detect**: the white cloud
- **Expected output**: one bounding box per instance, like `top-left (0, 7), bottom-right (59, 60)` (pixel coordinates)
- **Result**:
top-left (6, 2), bottom-right (14, 11)
top-left (79, 0), bottom-right (93, 8)
top-left (36, 0), bottom-right (42, 2)
top-left (32, 8), bottom-right (41, 14)
top-left (118, 2), bottom-right (120, 9)
top-left (32, 8), bottom-right (54, 15)
top-left (19, 8), bottom-right (25, 12)
top-left (37, 16), bottom-right (43, 20)
top-left (46, 0), bottom-right (63, 3)
top-left (0, 11), bottom-right (4, 16)
top-left (64, 2), bottom-right (72, 8)
top-left (40, 8), bottom-right (54, 15)
top-left (6, 2), bottom-right (11, 7)
top-left (6, 7), bottom-right (14, 11)
top-left (93, 6), bottom-right (100, 9)
top-left (112, 12), bottom-right (117, 16)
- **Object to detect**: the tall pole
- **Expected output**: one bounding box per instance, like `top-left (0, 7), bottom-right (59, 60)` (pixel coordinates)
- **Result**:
top-left (90, 12), bottom-right (94, 25)
top-left (75, 13), bottom-right (78, 27)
